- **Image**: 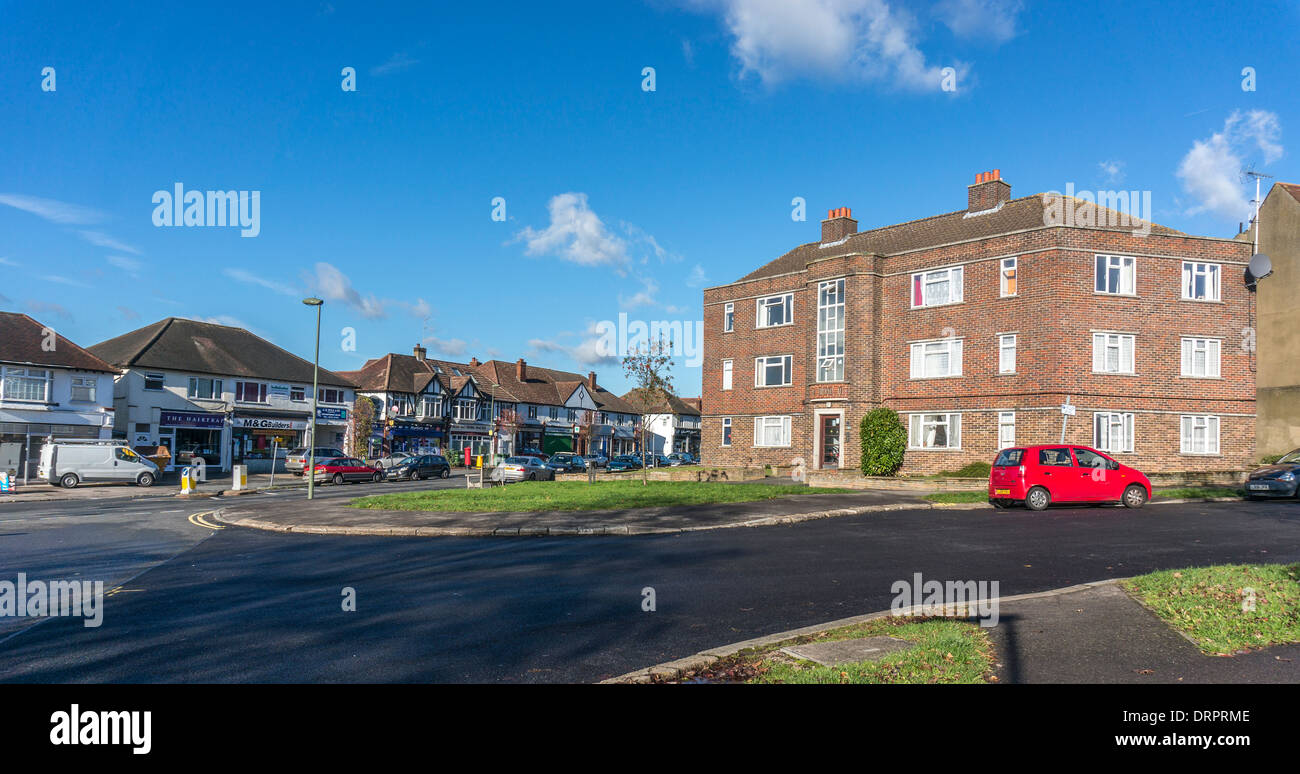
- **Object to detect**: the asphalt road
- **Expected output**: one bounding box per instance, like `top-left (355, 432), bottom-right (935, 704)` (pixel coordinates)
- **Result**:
top-left (1, 488), bottom-right (1299, 683)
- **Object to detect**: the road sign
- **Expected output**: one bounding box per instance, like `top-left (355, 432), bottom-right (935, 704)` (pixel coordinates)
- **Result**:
top-left (1060, 403), bottom-right (1076, 416)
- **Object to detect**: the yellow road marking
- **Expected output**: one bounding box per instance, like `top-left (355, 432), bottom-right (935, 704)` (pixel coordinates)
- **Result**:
top-left (188, 511), bottom-right (224, 530)
top-left (105, 586), bottom-right (144, 597)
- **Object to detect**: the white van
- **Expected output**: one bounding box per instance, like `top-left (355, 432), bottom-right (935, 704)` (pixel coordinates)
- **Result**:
top-left (38, 440), bottom-right (161, 489)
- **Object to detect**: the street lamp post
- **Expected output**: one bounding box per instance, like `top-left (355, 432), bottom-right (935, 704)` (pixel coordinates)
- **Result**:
top-left (303, 297), bottom-right (323, 500)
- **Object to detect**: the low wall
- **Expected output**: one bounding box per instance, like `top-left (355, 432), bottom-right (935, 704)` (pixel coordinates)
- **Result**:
top-left (556, 467), bottom-right (767, 482)
top-left (808, 468), bottom-right (1251, 491)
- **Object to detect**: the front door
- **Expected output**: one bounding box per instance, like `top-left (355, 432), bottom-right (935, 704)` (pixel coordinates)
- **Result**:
top-left (820, 415), bottom-right (841, 469)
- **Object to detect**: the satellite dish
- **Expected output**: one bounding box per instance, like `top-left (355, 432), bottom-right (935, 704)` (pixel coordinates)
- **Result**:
top-left (1249, 253), bottom-right (1273, 280)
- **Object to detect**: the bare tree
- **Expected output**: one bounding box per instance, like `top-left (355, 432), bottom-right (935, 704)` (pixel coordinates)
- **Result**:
top-left (622, 335), bottom-right (674, 486)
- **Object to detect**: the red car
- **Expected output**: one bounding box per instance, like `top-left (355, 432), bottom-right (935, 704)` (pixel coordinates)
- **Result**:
top-left (988, 445), bottom-right (1152, 511)
top-left (310, 457), bottom-right (383, 485)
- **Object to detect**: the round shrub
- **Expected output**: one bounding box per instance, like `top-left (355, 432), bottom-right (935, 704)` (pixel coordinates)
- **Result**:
top-left (860, 408), bottom-right (906, 476)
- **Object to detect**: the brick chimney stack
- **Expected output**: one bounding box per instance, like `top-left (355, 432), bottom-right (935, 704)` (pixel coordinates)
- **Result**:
top-left (821, 207), bottom-right (858, 243)
top-left (413, 344), bottom-right (427, 361)
top-left (516, 358), bottom-right (527, 381)
top-left (469, 357), bottom-right (480, 367)
top-left (587, 371), bottom-right (597, 391)
top-left (968, 169), bottom-right (1011, 212)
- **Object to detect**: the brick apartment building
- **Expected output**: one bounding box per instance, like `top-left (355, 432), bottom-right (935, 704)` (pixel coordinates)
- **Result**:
top-left (702, 170), bottom-right (1255, 475)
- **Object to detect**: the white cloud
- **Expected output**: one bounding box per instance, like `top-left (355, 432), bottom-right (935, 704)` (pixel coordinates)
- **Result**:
top-left (224, 267), bottom-right (299, 297)
top-left (1097, 160), bottom-right (1126, 184)
top-left (107, 255), bottom-right (143, 273)
top-left (935, 0), bottom-right (1023, 43)
top-left (0, 194), bottom-right (103, 224)
top-left (1177, 110), bottom-right (1284, 220)
top-left (302, 262), bottom-right (389, 319)
top-left (516, 193), bottom-right (631, 272)
top-left (685, 264), bottom-right (709, 287)
top-left (0, 256), bottom-right (18, 267)
top-left (371, 53), bottom-right (419, 76)
top-left (39, 274), bottom-right (92, 289)
top-left (78, 230), bottom-right (141, 255)
top-left (529, 322), bottom-right (619, 367)
top-left (423, 336), bottom-right (469, 357)
top-left (619, 277), bottom-right (660, 309)
top-left (25, 300), bottom-right (72, 320)
top-left (405, 298), bottom-right (432, 319)
top-left (700, 0), bottom-right (958, 90)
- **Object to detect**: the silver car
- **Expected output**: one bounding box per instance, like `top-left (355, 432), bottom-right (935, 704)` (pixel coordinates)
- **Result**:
top-left (498, 456), bottom-right (555, 482)
top-left (287, 447), bottom-right (346, 475)
top-left (369, 452), bottom-right (414, 470)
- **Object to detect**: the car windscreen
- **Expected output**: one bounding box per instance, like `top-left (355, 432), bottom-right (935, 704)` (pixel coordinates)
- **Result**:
top-left (1278, 450), bottom-right (1300, 465)
top-left (993, 449), bottom-right (1023, 466)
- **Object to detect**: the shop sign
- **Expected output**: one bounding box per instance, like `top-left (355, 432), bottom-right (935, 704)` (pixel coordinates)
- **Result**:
top-left (316, 407), bottom-right (348, 423)
top-left (232, 417), bottom-right (306, 431)
top-left (160, 410), bottom-right (225, 429)
top-left (269, 384), bottom-right (291, 398)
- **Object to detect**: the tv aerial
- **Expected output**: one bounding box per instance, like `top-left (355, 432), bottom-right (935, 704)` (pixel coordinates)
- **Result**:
top-left (1243, 169), bottom-right (1274, 291)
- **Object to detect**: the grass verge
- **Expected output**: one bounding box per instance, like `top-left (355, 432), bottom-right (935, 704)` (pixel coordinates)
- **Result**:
top-left (691, 616), bottom-right (995, 684)
top-left (1123, 564), bottom-right (1300, 656)
top-left (349, 479), bottom-right (852, 512)
top-left (922, 491), bottom-right (987, 503)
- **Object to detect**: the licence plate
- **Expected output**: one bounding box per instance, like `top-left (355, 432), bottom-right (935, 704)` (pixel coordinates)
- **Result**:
top-left (994, 488), bottom-right (1010, 495)
top-left (1249, 484), bottom-right (1272, 491)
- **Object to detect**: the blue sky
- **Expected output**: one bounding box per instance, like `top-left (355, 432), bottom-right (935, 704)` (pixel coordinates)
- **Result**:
top-left (2, 0), bottom-right (1296, 396)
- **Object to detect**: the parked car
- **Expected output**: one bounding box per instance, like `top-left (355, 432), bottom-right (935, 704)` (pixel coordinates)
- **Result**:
top-left (607, 454), bottom-right (643, 472)
top-left (369, 451), bottom-right (414, 470)
top-left (641, 453), bottom-right (673, 468)
top-left (989, 445), bottom-right (1151, 511)
top-left (499, 456), bottom-right (555, 482)
top-left (287, 447), bottom-right (347, 475)
top-left (385, 454), bottom-right (451, 481)
top-left (310, 457), bottom-right (383, 485)
top-left (667, 453), bottom-right (697, 466)
top-left (546, 452), bottom-right (587, 472)
top-left (584, 453), bottom-right (608, 468)
top-left (1243, 448), bottom-right (1300, 499)
top-left (38, 440), bottom-right (161, 488)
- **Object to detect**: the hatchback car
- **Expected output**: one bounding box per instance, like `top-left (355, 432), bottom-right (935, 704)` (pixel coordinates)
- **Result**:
top-left (988, 445), bottom-right (1152, 510)
top-left (607, 455), bottom-right (643, 472)
top-left (546, 452), bottom-right (587, 472)
top-left (1243, 448), bottom-right (1300, 499)
top-left (498, 456), bottom-right (555, 482)
top-left (370, 451), bottom-right (414, 470)
top-left (310, 457), bottom-right (383, 485)
top-left (384, 454), bottom-right (451, 481)
top-left (667, 453), bottom-right (697, 466)
top-left (287, 447), bottom-right (347, 475)
top-left (584, 453), bottom-right (608, 468)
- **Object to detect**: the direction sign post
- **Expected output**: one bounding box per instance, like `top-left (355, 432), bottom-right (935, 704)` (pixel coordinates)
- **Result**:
top-left (1059, 398), bottom-right (1075, 443)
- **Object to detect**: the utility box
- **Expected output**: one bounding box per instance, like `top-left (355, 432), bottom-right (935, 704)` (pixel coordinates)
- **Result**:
top-left (232, 465), bottom-right (248, 491)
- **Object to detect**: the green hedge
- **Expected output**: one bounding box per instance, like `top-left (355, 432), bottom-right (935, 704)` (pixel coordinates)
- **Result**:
top-left (860, 408), bottom-right (906, 476)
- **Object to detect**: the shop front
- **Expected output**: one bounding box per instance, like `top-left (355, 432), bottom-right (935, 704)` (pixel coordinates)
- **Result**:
top-left (158, 409), bottom-right (226, 471)
top-left (231, 414), bottom-right (305, 473)
top-left (385, 420), bottom-right (445, 457)
top-left (312, 406), bottom-right (349, 453)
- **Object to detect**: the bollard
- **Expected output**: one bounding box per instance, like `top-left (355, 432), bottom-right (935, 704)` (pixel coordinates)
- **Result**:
top-left (180, 466), bottom-right (195, 494)
top-left (232, 464), bottom-right (248, 491)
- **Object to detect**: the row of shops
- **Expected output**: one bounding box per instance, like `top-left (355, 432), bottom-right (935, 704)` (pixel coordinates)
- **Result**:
top-left (374, 419), bottom-right (642, 460)
top-left (136, 407), bottom-right (349, 473)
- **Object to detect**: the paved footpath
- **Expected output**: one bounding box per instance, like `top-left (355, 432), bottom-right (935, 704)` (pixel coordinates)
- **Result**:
top-left (215, 489), bottom-right (929, 535)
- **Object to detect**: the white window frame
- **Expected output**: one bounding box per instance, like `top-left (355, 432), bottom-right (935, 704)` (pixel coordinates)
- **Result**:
top-left (419, 395), bottom-right (442, 418)
top-left (908, 413), bottom-right (962, 450)
top-left (752, 415), bottom-right (792, 448)
top-left (235, 381), bottom-right (267, 403)
top-left (911, 266), bottom-right (964, 308)
top-left (1095, 254), bottom-right (1136, 295)
top-left (187, 376), bottom-right (222, 400)
top-left (755, 293), bottom-right (794, 328)
top-left (70, 375), bottom-right (98, 403)
top-left (721, 359), bottom-right (733, 391)
top-left (454, 398), bottom-right (478, 422)
top-left (723, 302), bottom-right (734, 332)
top-left (2, 366), bottom-right (52, 402)
top-left (721, 417), bottom-right (732, 447)
top-left (998, 334), bottom-right (1016, 374)
top-left (1180, 337), bottom-right (1221, 378)
top-left (910, 338), bottom-right (963, 379)
top-left (1092, 333), bottom-right (1135, 374)
top-left (816, 278), bottom-right (846, 382)
top-left (1092, 412), bottom-right (1135, 453)
top-left (290, 386), bottom-right (306, 402)
top-left (318, 387), bottom-right (345, 404)
top-left (1180, 415), bottom-right (1221, 455)
top-left (1181, 261), bottom-right (1221, 302)
top-left (754, 355), bottom-right (792, 387)
top-left (143, 372), bottom-right (166, 391)
top-left (998, 411), bottom-right (1015, 450)
top-left (1000, 257), bottom-right (1018, 297)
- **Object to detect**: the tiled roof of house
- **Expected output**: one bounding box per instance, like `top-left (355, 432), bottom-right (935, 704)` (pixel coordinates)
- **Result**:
top-left (1278, 182), bottom-right (1300, 205)
top-left (469, 360), bottom-right (639, 415)
top-left (732, 194), bottom-right (1187, 284)
top-left (0, 311), bottom-right (119, 373)
top-left (88, 317), bottom-right (356, 387)
top-left (620, 388), bottom-right (702, 416)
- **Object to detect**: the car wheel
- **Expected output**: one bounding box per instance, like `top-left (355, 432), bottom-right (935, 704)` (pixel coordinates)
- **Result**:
top-left (332, 473), bottom-right (345, 485)
top-left (411, 471), bottom-right (422, 481)
top-left (440, 468), bottom-right (450, 479)
top-left (1026, 486), bottom-right (1051, 511)
top-left (372, 472), bottom-right (382, 483)
top-left (1122, 484), bottom-right (1147, 509)
top-left (60, 473), bottom-right (79, 489)
top-left (137, 472), bottom-right (155, 487)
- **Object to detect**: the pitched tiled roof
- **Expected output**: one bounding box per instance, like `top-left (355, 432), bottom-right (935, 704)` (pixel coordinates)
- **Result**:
top-left (0, 311), bottom-right (118, 373)
top-left (732, 194), bottom-right (1187, 284)
top-left (468, 360), bottom-right (639, 414)
top-left (88, 317), bottom-right (356, 387)
top-left (620, 388), bottom-right (701, 416)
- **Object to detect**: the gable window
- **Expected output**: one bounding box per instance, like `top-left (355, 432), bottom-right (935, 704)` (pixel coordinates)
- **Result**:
top-left (910, 339), bottom-right (963, 379)
top-left (1000, 257), bottom-right (1017, 297)
top-left (753, 415), bottom-right (791, 447)
top-left (235, 381), bottom-right (267, 403)
top-left (419, 396), bottom-right (441, 418)
top-left (998, 412), bottom-right (1015, 449)
top-left (2, 367), bottom-right (52, 402)
top-left (144, 373), bottom-right (165, 391)
top-left (1095, 255), bottom-right (1136, 295)
top-left (817, 278), bottom-right (845, 382)
top-left (566, 409), bottom-right (576, 422)
top-left (1092, 333), bottom-right (1135, 374)
top-left (1093, 412), bottom-right (1134, 453)
top-left (911, 267), bottom-right (963, 308)
top-left (454, 399), bottom-right (477, 421)
top-left (723, 302), bottom-right (734, 332)
top-left (1181, 415), bottom-right (1220, 454)
top-left (998, 335), bottom-right (1016, 374)
top-left (756, 294), bottom-right (793, 328)
top-left (754, 355), bottom-right (792, 387)
top-left (721, 417), bottom-right (732, 446)
top-left (1182, 262), bottom-right (1221, 301)
top-left (721, 359), bottom-right (733, 390)
top-left (908, 413), bottom-right (961, 449)
top-left (187, 377), bottom-right (222, 400)
top-left (1181, 337), bottom-right (1221, 378)
top-left (318, 387), bottom-right (344, 404)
